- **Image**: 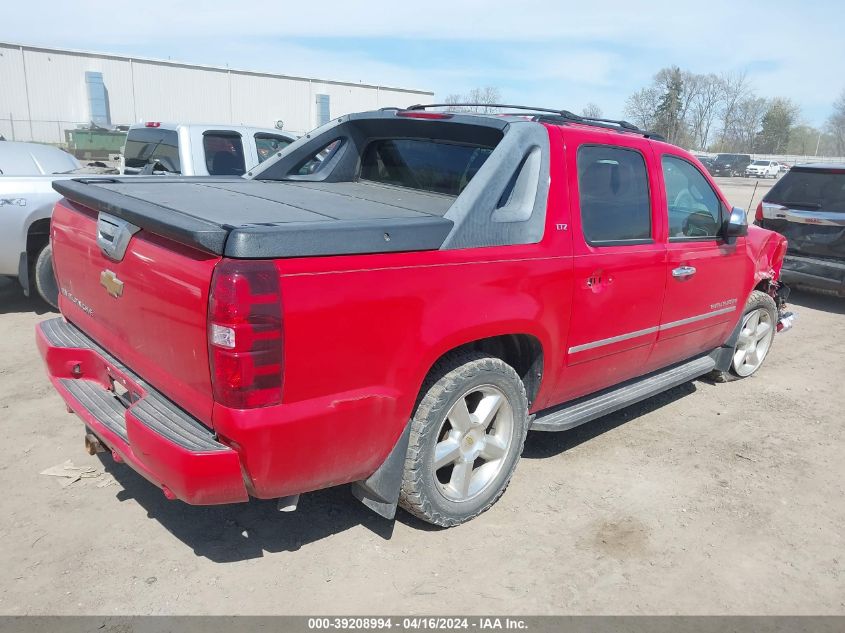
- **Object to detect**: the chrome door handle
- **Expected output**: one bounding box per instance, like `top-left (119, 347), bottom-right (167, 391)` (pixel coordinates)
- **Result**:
top-left (672, 265), bottom-right (697, 278)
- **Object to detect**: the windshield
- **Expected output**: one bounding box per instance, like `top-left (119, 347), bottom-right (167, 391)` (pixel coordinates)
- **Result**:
top-left (751, 161), bottom-right (768, 166)
top-left (123, 128), bottom-right (181, 174)
top-left (766, 169), bottom-right (845, 212)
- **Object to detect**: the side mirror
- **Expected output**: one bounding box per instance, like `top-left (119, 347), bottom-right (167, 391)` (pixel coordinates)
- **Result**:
top-left (724, 206), bottom-right (748, 238)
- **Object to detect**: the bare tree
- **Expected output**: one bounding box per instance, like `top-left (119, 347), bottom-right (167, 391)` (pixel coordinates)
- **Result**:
top-left (582, 103), bottom-right (603, 118)
top-left (443, 94), bottom-right (469, 112)
top-left (716, 71), bottom-right (752, 151)
top-left (624, 86), bottom-right (661, 130)
top-left (687, 73), bottom-right (722, 150)
top-left (827, 89), bottom-right (845, 156)
top-left (467, 86), bottom-right (502, 113)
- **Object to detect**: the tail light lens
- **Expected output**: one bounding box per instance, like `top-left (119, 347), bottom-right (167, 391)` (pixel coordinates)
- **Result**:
top-left (755, 201), bottom-right (764, 223)
top-left (208, 259), bottom-right (283, 409)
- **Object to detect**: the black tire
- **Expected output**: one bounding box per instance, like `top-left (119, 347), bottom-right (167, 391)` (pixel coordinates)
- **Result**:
top-left (34, 243), bottom-right (59, 309)
top-left (399, 352), bottom-right (529, 527)
top-left (710, 290), bottom-right (777, 383)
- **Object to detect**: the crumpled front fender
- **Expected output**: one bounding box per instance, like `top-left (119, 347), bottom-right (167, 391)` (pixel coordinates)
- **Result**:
top-left (746, 224), bottom-right (788, 286)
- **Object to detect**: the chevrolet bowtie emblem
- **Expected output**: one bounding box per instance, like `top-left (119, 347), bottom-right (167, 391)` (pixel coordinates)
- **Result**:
top-left (100, 270), bottom-right (124, 298)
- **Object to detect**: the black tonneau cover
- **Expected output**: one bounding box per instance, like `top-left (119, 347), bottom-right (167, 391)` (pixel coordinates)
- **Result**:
top-left (53, 177), bottom-right (455, 258)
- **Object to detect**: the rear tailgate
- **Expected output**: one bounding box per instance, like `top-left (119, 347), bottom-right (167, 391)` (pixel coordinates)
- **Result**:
top-left (760, 166), bottom-right (845, 259)
top-left (49, 176), bottom-right (454, 422)
top-left (51, 199), bottom-right (220, 422)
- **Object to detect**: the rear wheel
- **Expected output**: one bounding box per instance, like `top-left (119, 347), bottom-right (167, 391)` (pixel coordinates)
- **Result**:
top-left (34, 244), bottom-right (59, 309)
top-left (399, 352), bottom-right (529, 527)
top-left (711, 290), bottom-right (777, 382)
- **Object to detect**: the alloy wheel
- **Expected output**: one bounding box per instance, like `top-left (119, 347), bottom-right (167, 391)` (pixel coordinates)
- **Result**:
top-left (433, 385), bottom-right (514, 502)
top-left (732, 307), bottom-right (775, 377)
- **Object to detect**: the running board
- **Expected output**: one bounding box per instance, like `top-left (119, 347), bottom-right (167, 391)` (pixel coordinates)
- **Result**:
top-left (530, 355), bottom-right (716, 432)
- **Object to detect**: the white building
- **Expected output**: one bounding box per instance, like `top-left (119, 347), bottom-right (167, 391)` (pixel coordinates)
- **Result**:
top-left (0, 41), bottom-right (433, 143)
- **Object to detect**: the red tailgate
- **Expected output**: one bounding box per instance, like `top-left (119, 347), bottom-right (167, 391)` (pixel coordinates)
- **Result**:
top-left (50, 199), bottom-right (221, 423)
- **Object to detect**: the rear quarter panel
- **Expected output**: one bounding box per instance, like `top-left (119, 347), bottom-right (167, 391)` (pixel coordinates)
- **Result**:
top-left (213, 127), bottom-right (575, 497)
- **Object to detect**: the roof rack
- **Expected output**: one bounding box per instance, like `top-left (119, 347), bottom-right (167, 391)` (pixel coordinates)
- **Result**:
top-left (404, 103), bottom-right (665, 141)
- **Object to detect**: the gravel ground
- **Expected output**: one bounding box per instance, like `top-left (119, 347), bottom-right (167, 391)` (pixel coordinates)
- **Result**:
top-left (0, 176), bottom-right (843, 615)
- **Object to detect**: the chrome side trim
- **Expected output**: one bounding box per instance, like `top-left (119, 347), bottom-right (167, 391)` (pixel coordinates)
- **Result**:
top-left (568, 326), bottom-right (659, 354)
top-left (659, 306), bottom-right (736, 331)
top-left (567, 306), bottom-right (737, 354)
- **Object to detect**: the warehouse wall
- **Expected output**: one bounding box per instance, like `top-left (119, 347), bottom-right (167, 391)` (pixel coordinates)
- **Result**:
top-left (0, 42), bottom-right (432, 144)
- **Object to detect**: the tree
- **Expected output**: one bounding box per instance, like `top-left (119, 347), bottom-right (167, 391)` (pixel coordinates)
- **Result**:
top-left (757, 98), bottom-right (800, 153)
top-left (715, 71), bottom-right (752, 151)
top-left (443, 94), bottom-right (469, 112)
top-left (827, 89), bottom-right (845, 156)
top-left (443, 87), bottom-right (502, 113)
top-left (624, 86), bottom-right (661, 130)
top-left (653, 66), bottom-right (685, 144)
top-left (467, 86), bottom-right (502, 113)
top-left (582, 103), bottom-right (603, 118)
top-left (687, 73), bottom-right (722, 150)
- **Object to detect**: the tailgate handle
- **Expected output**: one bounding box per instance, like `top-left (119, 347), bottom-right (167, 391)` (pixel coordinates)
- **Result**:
top-left (97, 213), bottom-right (140, 262)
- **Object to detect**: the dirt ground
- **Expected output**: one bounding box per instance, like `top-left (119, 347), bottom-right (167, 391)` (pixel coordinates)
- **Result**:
top-left (1, 177), bottom-right (843, 615)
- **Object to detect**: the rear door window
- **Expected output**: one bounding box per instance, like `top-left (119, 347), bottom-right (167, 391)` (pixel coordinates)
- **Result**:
top-left (766, 169), bottom-right (845, 212)
top-left (360, 139), bottom-right (493, 196)
top-left (662, 156), bottom-right (722, 238)
top-left (123, 128), bottom-right (181, 174)
top-left (255, 134), bottom-right (292, 163)
top-left (576, 145), bottom-right (651, 244)
top-left (203, 132), bottom-right (246, 176)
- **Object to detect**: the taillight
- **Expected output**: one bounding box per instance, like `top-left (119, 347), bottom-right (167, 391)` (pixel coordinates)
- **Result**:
top-left (755, 201), bottom-right (764, 223)
top-left (145, 122), bottom-right (161, 128)
top-left (208, 259), bottom-right (283, 409)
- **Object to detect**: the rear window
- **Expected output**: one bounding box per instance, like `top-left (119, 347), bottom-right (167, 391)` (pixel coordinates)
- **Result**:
top-left (123, 128), bottom-right (180, 173)
top-left (360, 139), bottom-right (493, 196)
top-left (203, 132), bottom-right (245, 176)
top-left (766, 169), bottom-right (845, 212)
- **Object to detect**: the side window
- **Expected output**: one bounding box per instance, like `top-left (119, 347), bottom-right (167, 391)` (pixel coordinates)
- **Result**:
top-left (255, 134), bottom-right (291, 163)
top-left (203, 132), bottom-right (245, 176)
top-left (662, 155), bottom-right (721, 239)
top-left (577, 145), bottom-right (651, 244)
top-left (295, 139), bottom-right (341, 175)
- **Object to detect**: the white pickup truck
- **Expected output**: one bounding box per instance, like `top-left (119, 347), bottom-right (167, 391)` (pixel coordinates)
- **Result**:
top-left (1, 124), bottom-right (295, 307)
top-left (121, 123), bottom-right (295, 176)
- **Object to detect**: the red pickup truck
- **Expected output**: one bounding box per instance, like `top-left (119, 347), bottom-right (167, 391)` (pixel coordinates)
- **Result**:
top-left (37, 105), bottom-right (792, 527)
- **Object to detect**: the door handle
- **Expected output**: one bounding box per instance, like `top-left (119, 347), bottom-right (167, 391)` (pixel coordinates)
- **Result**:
top-left (672, 265), bottom-right (697, 279)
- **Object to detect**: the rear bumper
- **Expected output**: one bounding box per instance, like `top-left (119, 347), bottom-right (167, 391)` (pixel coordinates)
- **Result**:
top-left (780, 255), bottom-right (845, 296)
top-left (36, 318), bottom-right (249, 505)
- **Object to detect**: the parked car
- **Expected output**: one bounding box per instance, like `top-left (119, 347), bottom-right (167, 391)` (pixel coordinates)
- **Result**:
top-left (1, 124), bottom-right (295, 308)
top-left (37, 106), bottom-right (792, 527)
top-left (121, 123), bottom-right (296, 176)
top-left (745, 160), bottom-right (780, 179)
top-left (695, 155), bottom-right (716, 173)
top-left (0, 142), bottom-right (118, 306)
top-left (711, 153), bottom-right (752, 177)
top-left (756, 163), bottom-right (845, 296)
top-left (0, 140), bottom-right (80, 176)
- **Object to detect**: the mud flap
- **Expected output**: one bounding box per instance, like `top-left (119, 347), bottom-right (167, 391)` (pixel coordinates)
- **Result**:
top-left (351, 421), bottom-right (411, 520)
top-left (17, 252), bottom-right (30, 296)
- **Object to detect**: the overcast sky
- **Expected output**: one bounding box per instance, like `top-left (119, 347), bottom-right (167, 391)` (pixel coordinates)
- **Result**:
top-left (3, 0), bottom-right (843, 125)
